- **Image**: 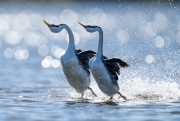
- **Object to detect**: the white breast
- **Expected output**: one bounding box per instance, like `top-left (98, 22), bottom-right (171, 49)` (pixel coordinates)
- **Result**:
top-left (89, 57), bottom-right (119, 96)
top-left (61, 51), bottom-right (90, 93)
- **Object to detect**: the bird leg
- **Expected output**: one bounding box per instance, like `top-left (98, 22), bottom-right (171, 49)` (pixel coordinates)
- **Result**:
top-left (81, 92), bottom-right (84, 99)
top-left (88, 87), bottom-right (97, 97)
top-left (117, 92), bottom-right (127, 101)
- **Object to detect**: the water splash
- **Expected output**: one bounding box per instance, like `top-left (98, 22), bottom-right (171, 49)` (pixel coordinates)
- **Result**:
top-left (119, 77), bottom-right (180, 101)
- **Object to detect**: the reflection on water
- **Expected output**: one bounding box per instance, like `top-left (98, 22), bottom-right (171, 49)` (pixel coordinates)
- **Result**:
top-left (0, 1), bottom-right (180, 121)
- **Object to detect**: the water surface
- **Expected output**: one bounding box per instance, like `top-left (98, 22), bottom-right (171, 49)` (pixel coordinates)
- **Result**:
top-left (0, 1), bottom-right (180, 121)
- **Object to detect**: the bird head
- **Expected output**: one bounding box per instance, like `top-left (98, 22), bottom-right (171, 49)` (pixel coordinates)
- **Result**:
top-left (78, 22), bottom-right (101, 33)
top-left (43, 19), bottom-right (65, 33)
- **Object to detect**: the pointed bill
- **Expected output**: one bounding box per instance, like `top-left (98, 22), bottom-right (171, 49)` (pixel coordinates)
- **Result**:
top-left (78, 22), bottom-right (86, 28)
top-left (43, 19), bottom-right (50, 27)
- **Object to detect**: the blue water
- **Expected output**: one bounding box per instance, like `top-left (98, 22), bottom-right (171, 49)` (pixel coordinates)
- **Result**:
top-left (0, 1), bottom-right (180, 121)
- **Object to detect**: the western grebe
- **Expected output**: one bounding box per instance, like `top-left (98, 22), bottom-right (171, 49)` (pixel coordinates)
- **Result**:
top-left (43, 20), bottom-right (97, 98)
top-left (79, 22), bottom-right (128, 100)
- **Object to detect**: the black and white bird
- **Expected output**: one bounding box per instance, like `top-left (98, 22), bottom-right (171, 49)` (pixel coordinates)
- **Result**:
top-left (43, 20), bottom-right (97, 98)
top-left (79, 22), bottom-right (129, 100)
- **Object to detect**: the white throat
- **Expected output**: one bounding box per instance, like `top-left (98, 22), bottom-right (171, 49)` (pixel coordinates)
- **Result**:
top-left (63, 25), bottom-right (75, 51)
top-left (96, 28), bottom-right (103, 58)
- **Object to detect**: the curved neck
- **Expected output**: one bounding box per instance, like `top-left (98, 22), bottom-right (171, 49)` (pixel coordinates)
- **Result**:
top-left (63, 25), bottom-right (75, 51)
top-left (96, 28), bottom-right (103, 58)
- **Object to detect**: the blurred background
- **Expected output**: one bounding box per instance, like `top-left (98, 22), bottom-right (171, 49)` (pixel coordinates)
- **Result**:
top-left (1, 0), bottom-right (180, 121)
top-left (0, 0), bottom-right (180, 101)
top-left (0, 0), bottom-right (179, 3)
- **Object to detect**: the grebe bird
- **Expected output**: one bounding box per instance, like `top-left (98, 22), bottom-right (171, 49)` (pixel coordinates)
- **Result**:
top-left (43, 20), bottom-right (97, 98)
top-left (79, 22), bottom-right (129, 100)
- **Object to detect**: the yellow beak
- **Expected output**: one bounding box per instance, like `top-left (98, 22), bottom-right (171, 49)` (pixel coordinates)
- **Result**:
top-left (78, 22), bottom-right (86, 28)
top-left (43, 19), bottom-right (50, 28)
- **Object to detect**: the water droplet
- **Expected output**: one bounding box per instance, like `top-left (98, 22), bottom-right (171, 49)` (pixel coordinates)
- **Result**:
top-left (4, 48), bottom-right (14, 58)
top-left (117, 30), bottom-right (129, 44)
top-left (51, 59), bottom-right (60, 68)
top-left (14, 49), bottom-right (29, 60)
top-left (5, 30), bottom-right (22, 45)
top-left (60, 9), bottom-right (78, 27)
top-left (145, 55), bottom-right (155, 64)
top-left (38, 45), bottom-right (49, 56)
top-left (155, 36), bottom-right (164, 48)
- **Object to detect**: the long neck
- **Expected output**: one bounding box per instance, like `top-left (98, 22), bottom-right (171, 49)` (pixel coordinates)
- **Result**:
top-left (64, 25), bottom-right (75, 51)
top-left (96, 28), bottom-right (103, 58)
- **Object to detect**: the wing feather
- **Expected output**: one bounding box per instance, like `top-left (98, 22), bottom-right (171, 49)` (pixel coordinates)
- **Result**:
top-left (103, 58), bottom-right (129, 81)
top-left (76, 49), bottom-right (96, 75)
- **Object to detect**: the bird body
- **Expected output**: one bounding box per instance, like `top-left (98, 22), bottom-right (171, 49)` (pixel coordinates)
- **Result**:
top-left (79, 22), bottom-right (128, 100)
top-left (43, 20), bottom-right (96, 97)
top-left (89, 56), bottom-right (119, 96)
top-left (61, 50), bottom-right (90, 93)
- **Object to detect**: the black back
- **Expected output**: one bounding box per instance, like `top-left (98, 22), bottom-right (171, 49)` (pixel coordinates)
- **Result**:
top-left (76, 49), bottom-right (96, 75)
top-left (103, 57), bottom-right (129, 82)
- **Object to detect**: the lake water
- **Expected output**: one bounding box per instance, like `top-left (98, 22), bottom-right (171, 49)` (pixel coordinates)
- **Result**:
top-left (0, 1), bottom-right (180, 121)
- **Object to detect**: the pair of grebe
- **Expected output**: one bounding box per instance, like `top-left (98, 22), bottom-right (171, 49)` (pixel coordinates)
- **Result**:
top-left (43, 20), bottom-right (128, 100)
